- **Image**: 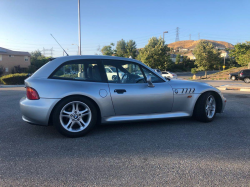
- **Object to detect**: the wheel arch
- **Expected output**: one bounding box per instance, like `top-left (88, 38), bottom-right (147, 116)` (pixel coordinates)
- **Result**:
top-left (48, 94), bottom-right (101, 126)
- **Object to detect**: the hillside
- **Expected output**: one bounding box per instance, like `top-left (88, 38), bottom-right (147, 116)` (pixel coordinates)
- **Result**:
top-left (168, 40), bottom-right (234, 50)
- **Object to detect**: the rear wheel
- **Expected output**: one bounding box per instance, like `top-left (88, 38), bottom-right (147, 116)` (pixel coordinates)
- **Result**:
top-left (244, 77), bottom-right (250, 83)
top-left (231, 76), bottom-right (236, 81)
top-left (193, 92), bottom-right (216, 122)
top-left (53, 96), bottom-right (97, 137)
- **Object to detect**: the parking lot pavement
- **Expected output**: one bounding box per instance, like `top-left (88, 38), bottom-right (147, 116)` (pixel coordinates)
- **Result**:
top-left (0, 87), bottom-right (249, 186)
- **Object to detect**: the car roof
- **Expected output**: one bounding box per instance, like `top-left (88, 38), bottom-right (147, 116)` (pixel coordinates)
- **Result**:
top-left (31, 55), bottom-right (159, 79)
top-left (54, 55), bottom-right (144, 66)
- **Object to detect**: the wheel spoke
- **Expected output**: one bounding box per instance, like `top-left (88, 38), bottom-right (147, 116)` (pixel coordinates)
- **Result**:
top-left (76, 103), bottom-right (79, 112)
top-left (209, 97), bottom-right (213, 104)
top-left (66, 119), bottom-right (73, 129)
top-left (63, 110), bottom-right (72, 115)
top-left (61, 114), bottom-right (70, 118)
top-left (81, 112), bottom-right (90, 117)
top-left (72, 103), bottom-right (76, 112)
top-left (79, 108), bottom-right (88, 114)
top-left (80, 119), bottom-right (87, 126)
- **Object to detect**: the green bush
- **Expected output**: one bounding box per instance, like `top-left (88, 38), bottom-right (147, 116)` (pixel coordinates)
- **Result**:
top-left (0, 73), bottom-right (28, 85)
top-left (191, 68), bottom-right (197, 75)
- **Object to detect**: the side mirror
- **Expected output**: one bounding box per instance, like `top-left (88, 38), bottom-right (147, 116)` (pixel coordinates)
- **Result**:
top-left (147, 75), bottom-right (154, 87)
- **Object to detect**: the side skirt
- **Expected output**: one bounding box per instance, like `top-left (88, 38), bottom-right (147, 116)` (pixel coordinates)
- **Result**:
top-left (102, 112), bottom-right (190, 123)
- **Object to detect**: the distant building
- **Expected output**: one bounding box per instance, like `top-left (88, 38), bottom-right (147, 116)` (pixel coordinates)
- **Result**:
top-left (183, 52), bottom-right (196, 60)
top-left (170, 54), bottom-right (183, 63)
top-left (0, 47), bottom-right (30, 74)
top-left (220, 50), bottom-right (229, 58)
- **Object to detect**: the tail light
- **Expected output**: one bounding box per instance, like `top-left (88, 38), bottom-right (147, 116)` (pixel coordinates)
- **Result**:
top-left (172, 74), bottom-right (175, 76)
top-left (240, 72), bottom-right (243, 76)
top-left (26, 87), bottom-right (40, 100)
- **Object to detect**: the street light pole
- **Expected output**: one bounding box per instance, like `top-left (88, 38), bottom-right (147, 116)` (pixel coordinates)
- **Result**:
top-left (163, 31), bottom-right (168, 46)
top-left (78, 0), bottom-right (81, 55)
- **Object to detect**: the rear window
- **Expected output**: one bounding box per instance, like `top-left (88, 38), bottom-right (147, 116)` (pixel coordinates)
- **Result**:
top-left (50, 59), bottom-right (104, 82)
top-left (243, 70), bottom-right (250, 73)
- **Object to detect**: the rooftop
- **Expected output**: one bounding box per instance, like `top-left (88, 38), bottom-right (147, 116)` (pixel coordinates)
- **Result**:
top-left (0, 47), bottom-right (30, 56)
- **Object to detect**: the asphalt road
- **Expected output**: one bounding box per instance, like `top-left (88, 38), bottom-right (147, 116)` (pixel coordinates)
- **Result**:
top-left (176, 70), bottom-right (220, 79)
top-left (0, 86), bottom-right (250, 186)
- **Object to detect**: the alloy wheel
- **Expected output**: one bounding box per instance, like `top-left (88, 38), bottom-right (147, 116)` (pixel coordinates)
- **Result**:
top-left (205, 95), bottom-right (216, 119)
top-left (59, 101), bottom-right (92, 132)
top-left (244, 78), bottom-right (250, 83)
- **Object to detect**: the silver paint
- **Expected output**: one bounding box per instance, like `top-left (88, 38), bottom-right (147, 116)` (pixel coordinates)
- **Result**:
top-left (20, 55), bottom-right (226, 126)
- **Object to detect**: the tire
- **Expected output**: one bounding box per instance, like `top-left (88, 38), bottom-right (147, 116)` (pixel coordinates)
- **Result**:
top-left (244, 77), bottom-right (250, 83)
top-left (53, 96), bottom-right (97, 138)
top-left (231, 76), bottom-right (236, 81)
top-left (193, 92), bottom-right (216, 122)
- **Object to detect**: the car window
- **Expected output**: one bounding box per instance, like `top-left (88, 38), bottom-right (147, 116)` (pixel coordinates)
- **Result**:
top-left (103, 60), bottom-right (145, 83)
top-left (244, 70), bottom-right (250, 74)
top-left (51, 59), bottom-right (104, 82)
top-left (141, 67), bottom-right (164, 83)
top-left (105, 68), bottom-right (112, 73)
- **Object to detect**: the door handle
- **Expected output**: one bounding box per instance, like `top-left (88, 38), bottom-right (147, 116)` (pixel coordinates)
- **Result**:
top-left (114, 89), bottom-right (126, 94)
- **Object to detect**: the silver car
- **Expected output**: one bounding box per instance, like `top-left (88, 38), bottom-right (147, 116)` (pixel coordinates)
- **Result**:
top-left (20, 56), bottom-right (226, 137)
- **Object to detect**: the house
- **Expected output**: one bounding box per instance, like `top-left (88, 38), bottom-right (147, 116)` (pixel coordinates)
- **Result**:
top-left (170, 54), bottom-right (183, 63)
top-left (220, 50), bottom-right (229, 58)
top-left (183, 52), bottom-right (196, 60)
top-left (0, 47), bottom-right (31, 74)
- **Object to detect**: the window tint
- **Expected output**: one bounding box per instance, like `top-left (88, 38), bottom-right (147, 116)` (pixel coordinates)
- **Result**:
top-left (103, 60), bottom-right (145, 84)
top-left (244, 70), bottom-right (250, 74)
top-left (51, 60), bottom-right (103, 82)
top-left (141, 67), bottom-right (164, 83)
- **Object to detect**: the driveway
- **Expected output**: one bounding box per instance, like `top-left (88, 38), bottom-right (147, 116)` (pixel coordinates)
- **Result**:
top-left (0, 87), bottom-right (249, 186)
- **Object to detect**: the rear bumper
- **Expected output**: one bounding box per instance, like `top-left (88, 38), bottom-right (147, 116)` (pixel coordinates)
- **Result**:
top-left (20, 97), bottom-right (60, 126)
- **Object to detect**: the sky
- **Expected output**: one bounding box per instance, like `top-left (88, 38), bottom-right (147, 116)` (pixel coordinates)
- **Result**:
top-left (0, 0), bottom-right (250, 57)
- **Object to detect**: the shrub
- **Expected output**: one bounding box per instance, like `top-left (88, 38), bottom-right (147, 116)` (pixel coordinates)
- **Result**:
top-left (0, 73), bottom-right (28, 85)
top-left (191, 68), bottom-right (197, 75)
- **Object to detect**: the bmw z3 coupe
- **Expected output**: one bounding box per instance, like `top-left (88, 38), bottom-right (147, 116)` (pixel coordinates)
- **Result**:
top-left (20, 56), bottom-right (226, 137)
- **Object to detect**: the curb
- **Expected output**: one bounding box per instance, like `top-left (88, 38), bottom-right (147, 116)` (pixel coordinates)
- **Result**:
top-left (0, 85), bottom-right (25, 88)
top-left (217, 86), bottom-right (250, 92)
top-left (240, 88), bottom-right (250, 92)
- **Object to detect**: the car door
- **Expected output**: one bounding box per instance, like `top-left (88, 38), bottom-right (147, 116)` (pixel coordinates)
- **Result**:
top-left (102, 59), bottom-right (173, 116)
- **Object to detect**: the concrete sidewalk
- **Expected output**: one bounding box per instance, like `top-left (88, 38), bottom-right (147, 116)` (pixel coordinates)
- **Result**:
top-left (217, 84), bottom-right (250, 92)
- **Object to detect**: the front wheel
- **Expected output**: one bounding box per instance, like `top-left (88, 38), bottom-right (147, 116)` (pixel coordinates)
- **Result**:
top-left (53, 96), bottom-right (97, 138)
top-left (193, 92), bottom-right (216, 122)
top-left (244, 77), bottom-right (250, 83)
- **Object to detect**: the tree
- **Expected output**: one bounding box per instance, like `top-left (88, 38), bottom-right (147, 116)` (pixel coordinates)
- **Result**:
top-left (175, 54), bottom-right (181, 64)
top-left (191, 68), bottom-right (197, 75)
top-left (230, 41), bottom-right (250, 66)
top-left (101, 43), bottom-right (115, 56)
top-left (193, 40), bottom-right (221, 78)
top-left (116, 39), bottom-right (127, 57)
top-left (28, 50), bottom-right (51, 73)
top-left (126, 40), bottom-right (137, 58)
top-left (137, 37), bottom-right (171, 70)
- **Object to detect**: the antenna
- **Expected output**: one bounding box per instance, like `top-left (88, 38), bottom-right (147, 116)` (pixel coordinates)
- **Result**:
top-left (50, 34), bottom-right (69, 56)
